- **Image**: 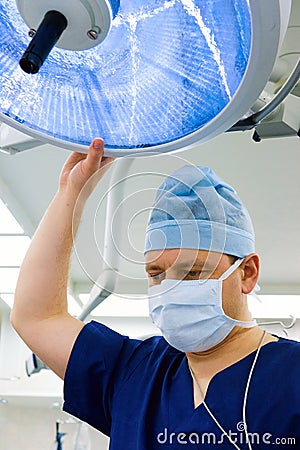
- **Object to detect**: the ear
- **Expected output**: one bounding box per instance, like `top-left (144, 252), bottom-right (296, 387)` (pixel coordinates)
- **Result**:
top-left (240, 254), bottom-right (260, 294)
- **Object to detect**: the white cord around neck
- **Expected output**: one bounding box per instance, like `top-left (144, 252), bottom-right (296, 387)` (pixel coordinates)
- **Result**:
top-left (189, 330), bottom-right (267, 450)
top-left (241, 331), bottom-right (266, 450)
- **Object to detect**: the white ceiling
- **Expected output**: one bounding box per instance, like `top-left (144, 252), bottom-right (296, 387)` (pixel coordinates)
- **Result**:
top-left (0, 129), bottom-right (300, 303)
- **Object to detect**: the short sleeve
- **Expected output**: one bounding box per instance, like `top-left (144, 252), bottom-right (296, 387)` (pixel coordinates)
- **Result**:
top-left (63, 321), bottom-right (142, 435)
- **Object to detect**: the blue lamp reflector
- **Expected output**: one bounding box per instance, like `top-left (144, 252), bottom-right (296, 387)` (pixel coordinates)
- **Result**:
top-left (0, 0), bottom-right (251, 152)
top-left (110, 0), bottom-right (120, 18)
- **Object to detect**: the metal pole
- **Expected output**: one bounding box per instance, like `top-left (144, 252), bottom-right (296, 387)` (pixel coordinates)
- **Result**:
top-left (78, 157), bottom-right (134, 321)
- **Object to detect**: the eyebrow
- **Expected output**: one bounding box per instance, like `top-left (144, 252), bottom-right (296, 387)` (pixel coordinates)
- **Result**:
top-left (172, 261), bottom-right (216, 271)
top-left (145, 261), bottom-right (216, 272)
top-left (144, 265), bottom-right (162, 273)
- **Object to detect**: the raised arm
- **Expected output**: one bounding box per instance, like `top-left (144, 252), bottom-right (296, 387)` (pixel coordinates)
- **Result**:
top-left (11, 139), bottom-right (114, 379)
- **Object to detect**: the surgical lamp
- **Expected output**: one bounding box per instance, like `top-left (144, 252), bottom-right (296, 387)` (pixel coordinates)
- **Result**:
top-left (0, 0), bottom-right (298, 157)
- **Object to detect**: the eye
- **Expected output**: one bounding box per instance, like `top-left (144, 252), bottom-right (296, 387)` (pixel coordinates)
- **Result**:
top-left (184, 270), bottom-right (210, 280)
top-left (148, 272), bottom-right (166, 285)
top-left (184, 270), bottom-right (201, 280)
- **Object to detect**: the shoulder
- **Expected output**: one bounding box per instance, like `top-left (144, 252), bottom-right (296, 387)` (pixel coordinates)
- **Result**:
top-left (266, 336), bottom-right (300, 373)
top-left (275, 336), bottom-right (300, 352)
top-left (76, 320), bottom-right (180, 367)
top-left (76, 321), bottom-right (185, 387)
top-left (63, 321), bottom-right (181, 432)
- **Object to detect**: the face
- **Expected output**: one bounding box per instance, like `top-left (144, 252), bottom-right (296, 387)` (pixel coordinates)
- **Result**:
top-left (145, 248), bottom-right (259, 321)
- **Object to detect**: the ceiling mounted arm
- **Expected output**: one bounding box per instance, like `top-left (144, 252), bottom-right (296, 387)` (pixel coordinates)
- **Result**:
top-left (78, 157), bottom-right (133, 321)
top-left (227, 57), bottom-right (300, 133)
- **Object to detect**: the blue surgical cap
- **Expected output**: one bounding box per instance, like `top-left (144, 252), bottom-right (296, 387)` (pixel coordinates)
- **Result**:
top-left (144, 166), bottom-right (255, 257)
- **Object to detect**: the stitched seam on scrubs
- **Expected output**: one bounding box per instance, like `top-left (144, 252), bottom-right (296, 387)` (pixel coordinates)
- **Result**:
top-left (112, 337), bottom-right (176, 401)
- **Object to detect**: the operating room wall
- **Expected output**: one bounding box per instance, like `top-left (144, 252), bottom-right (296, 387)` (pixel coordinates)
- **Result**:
top-left (0, 315), bottom-right (110, 450)
top-left (0, 312), bottom-right (153, 450)
top-left (0, 404), bottom-right (109, 450)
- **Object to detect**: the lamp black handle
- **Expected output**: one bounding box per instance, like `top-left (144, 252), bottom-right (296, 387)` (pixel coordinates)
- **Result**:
top-left (20, 10), bottom-right (68, 74)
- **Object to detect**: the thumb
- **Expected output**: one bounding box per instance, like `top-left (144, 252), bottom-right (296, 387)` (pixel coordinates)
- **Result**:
top-left (82, 138), bottom-right (105, 173)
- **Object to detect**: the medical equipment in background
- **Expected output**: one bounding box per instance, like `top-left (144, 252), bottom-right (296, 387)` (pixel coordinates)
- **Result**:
top-left (50, 419), bottom-right (91, 450)
top-left (53, 421), bottom-right (66, 450)
top-left (73, 421), bottom-right (91, 450)
top-left (25, 351), bottom-right (48, 376)
top-left (0, 0), bottom-right (299, 156)
top-left (228, 0), bottom-right (300, 141)
top-left (258, 315), bottom-right (297, 337)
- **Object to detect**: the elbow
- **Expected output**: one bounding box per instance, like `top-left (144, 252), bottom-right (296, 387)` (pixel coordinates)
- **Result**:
top-left (10, 303), bottom-right (35, 346)
top-left (10, 287), bottom-right (21, 329)
top-left (10, 306), bottom-right (21, 333)
top-left (10, 294), bottom-right (26, 335)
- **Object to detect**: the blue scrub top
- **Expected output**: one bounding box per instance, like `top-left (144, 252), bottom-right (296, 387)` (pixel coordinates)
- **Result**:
top-left (63, 321), bottom-right (300, 449)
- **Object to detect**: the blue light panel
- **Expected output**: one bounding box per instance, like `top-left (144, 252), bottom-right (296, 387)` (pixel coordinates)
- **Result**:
top-left (0, 0), bottom-right (251, 150)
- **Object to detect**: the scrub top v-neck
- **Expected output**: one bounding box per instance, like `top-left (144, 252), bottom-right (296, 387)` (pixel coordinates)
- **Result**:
top-left (63, 321), bottom-right (300, 449)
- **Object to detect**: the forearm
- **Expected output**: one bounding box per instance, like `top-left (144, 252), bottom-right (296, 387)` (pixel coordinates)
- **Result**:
top-left (11, 187), bottom-right (85, 326)
top-left (10, 140), bottom-right (113, 378)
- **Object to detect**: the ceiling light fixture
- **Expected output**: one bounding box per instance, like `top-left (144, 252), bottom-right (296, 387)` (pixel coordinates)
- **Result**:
top-left (0, 0), bottom-right (295, 156)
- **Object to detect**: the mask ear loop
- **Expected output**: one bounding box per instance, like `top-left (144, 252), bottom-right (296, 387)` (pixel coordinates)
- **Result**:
top-left (218, 258), bottom-right (244, 281)
top-left (249, 283), bottom-right (262, 303)
top-left (218, 258), bottom-right (257, 328)
top-left (221, 259), bottom-right (261, 325)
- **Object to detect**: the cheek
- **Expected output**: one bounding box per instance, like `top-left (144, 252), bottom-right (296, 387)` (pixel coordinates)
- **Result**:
top-left (221, 276), bottom-right (242, 317)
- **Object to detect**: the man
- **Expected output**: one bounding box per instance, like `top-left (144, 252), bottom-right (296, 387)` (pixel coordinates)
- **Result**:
top-left (11, 139), bottom-right (300, 449)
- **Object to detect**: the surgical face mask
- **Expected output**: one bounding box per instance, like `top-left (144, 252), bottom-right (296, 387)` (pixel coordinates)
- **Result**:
top-left (148, 258), bottom-right (257, 353)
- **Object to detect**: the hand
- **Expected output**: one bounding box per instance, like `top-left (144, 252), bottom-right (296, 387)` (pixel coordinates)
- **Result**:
top-left (59, 138), bottom-right (114, 199)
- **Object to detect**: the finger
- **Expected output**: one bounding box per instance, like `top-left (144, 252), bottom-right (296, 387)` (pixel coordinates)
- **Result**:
top-left (63, 152), bottom-right (86, 169)
top-left (59, 152), bottom-right (87, 184)
top-left (83, 139), bottom-right (105, 172)
top-left (86, 155), bottom-right (115, 187)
